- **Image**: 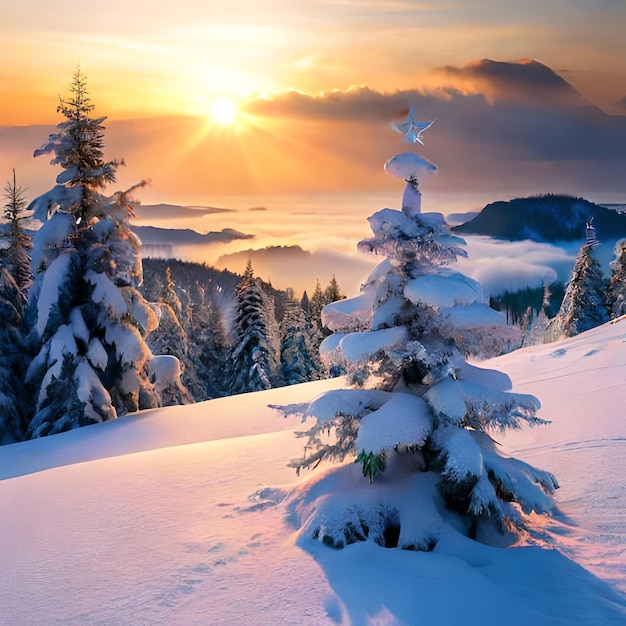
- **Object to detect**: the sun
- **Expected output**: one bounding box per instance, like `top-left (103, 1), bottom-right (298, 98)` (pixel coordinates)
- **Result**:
top-left (209, 97), bottom-right (238, 125)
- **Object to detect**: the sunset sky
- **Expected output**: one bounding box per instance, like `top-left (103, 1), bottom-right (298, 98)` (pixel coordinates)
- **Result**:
top-left (2, 1), bottom-right (626, 240)
top-left (3, 1), bottom-right (626, 121)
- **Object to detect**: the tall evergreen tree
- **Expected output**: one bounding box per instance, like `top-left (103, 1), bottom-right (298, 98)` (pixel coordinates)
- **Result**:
top-left (25, 70), bottom-right (170, 438)
top-left (0, 172), bottom-right (33, 442)
top-left (279, 289), bottom-right (323, 385)
top-left (33, 67), bottom-right (121, 221)
top-left (607, 238), bottom-right (626, 319)
top-left (0, 268), bottom-right (30, 443)
top-left (163, 265), bottom-right (182, 315)
top-left (324, 274), bottom-right (345, 303)
top-left (2, 170), bottom-right (33, 301)
top-left (544, 233), bottom-right (609, 342)
top-left (310, 276), bottom-right (346, 337)
top-left (228, 261), bottom-right (278, 393)
top-left (195, 296), bottom-right (231, 398)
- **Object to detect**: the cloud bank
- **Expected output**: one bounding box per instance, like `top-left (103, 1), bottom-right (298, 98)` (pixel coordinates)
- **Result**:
top-left (3, 59), bottom-right (626, 203)
top-left (452, 236), bottom-right (579, 297)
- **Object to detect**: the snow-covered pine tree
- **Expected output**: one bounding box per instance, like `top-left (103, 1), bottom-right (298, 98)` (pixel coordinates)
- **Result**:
top-left (144, 265), bottom-right (193, 405)
top-left (32, 67), bottom-right (121, 220)
top-left (0, 268), bottom-right (30, 443)
top-left (24, 69), bottom-right (173, 438)
top-left (282, 118), bottom-right (557, 547)
top-left (544, 226), bottom-right (609, 342)
top-left (163, 265), bottom-right (182, 315)
top-left (0, 171), bottom-right (33, 443)
top-left (228, 261), bottom-right (279, 393)
top-left (194, 295), bottom-right (231, 398)
top-left (279, 288), bottom-right (323, 385)
top-left (2, 170), bottom-right (33, 301)
top-left (607, 238), bottom-right (626, 319)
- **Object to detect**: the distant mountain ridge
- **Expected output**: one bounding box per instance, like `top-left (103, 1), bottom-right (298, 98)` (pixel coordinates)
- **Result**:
top-left (452, 195), bottom-right (626, 243)
top-left (132, 225), bottom-right (253, 245)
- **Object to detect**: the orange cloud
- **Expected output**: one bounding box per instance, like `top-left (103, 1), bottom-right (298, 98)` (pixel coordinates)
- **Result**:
top-left (438, 59), bottom-right (588, 107)
top-left (4, 59), bottom-right (626, 207)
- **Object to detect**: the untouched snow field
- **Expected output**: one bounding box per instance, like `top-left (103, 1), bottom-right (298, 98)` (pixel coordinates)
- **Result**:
top-left (1, 320), bottom-right (625, 625)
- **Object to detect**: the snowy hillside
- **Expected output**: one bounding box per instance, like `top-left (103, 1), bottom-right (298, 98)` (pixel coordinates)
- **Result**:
top-left (1, 320), bottom-right (625, 625)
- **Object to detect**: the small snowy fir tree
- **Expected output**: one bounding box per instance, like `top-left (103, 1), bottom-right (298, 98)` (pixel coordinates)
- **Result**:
top-left (2, 170), bottom-right (33, 301)
top-left (607, 238), bottom-right (626, 319)
top-left (544, 223), bottom-right (608, 342)
top-left (194, 295), bottom-right (231, 398)
top-left (0, 268), bottom-right (31, 443)
top-left (280, 288), bottom-right (324, 385)
top-left (279, 116), bottom-right (557, 547)
top-left (144, 266), bottom-right (193, 405)
top-left (227, 261), bottom-right (279, 393)
top-left (0, 171), bottom-right (33, 442)
top-left (24, 69), bottom-right (180, 438)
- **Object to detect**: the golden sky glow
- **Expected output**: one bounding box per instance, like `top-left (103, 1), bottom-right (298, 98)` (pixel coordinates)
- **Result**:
top-left (2, 0), bottom-right (626, 214)
top-left (2, 1), bottom-right (626, 297)
top-left (2, 1), bottom-right (626, 124)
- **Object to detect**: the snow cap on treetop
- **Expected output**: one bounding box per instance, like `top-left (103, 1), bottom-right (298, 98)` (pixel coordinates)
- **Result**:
top-left (384, 152), bottom-right (438, 180)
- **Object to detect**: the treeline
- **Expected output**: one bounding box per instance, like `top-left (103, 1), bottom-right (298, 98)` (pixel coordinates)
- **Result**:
top-left (489, 282), bottom-right (566, 326)
top-left (0, 68), bottom-right (348, 446)
top-left (490, 230), bottom-right (626, 346)
top-left (139, 257), bottom-right (347, 401)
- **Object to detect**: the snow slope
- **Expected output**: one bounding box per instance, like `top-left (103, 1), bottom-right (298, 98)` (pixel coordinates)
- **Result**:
top-left (1, 321), bottom-right (625, 625)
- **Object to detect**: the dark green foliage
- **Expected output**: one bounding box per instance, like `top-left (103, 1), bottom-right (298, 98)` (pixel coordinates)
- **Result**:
top-left (490, 282), bottom-right (565, 325)
top-left (228, 262), bottom-right (278, 393)
top-left (356, 449), bottom-right (386, 484)
top-left (24, 71), bottom-right (162, 438)
top-left (280, 292), bottom-right (324, 385)
top-left (544, 244), bottom-right (609, 341)
top-left (324, 274), bottom-right (345, 303)
top-left (0, 268), bottom-right (31, 443)
top-left (140, 258), bottom-right (239, 399)
top-left (26, 355), bottom-right (91, 438)
top-left (34, 67), bottom-right (121, 219)
top-left (607, 239), bottom-right (626, 319)
top-left (141, 259), bottom-right (327, 400)
top-left (300, 290), bottom-right (310, 315)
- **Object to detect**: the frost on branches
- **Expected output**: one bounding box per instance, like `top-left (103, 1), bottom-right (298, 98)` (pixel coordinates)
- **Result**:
top-left (227, 261), bottom-right (279, 394)
top-left (544, 234), bottom-right (609, 342)
top-left (0, 171), bottom-right (33, 442)
top-left (24, 69), bottom-right (186, 438)
top-left (607, 238), bottom-right (626, 320)
top-left (278, 155), bottom-right (557, 548)
top-left (280, 289), bottom-right (324, 386)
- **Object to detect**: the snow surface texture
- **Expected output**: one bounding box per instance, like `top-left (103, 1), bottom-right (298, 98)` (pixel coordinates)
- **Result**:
top-left (1, 320), bottom-right (625, 624)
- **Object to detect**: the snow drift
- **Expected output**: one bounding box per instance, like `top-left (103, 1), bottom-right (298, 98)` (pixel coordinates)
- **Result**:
top-left (0, 320), bottom-right (625, 625)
